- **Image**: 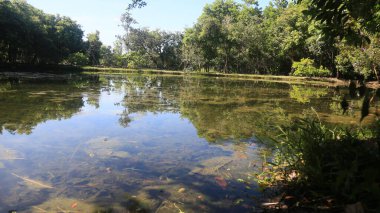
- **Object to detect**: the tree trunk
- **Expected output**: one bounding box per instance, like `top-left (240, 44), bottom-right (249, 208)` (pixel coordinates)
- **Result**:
top-left (373, 64), bottom-right (379, 83)
top-left (224, 50), bottom-right (228, 73)
top-left (7, 44), bottom-right (16, 63)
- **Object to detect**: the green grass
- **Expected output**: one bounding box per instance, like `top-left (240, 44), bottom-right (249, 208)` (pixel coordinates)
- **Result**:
top-left (81, 66), bottom-right (346, 87)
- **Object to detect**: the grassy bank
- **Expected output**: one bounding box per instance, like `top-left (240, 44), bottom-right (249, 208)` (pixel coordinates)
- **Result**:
top-left (1, 64), bottom-right (380, 88)
top-left (81, 66), bottom-right (351, 87)
top-left (0, 64), bottom-right (83, 73)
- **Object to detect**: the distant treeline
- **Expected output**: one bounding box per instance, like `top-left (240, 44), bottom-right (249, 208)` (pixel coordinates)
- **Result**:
top-left (0, 0), bottom-right (107, 68)
top-left (0, 0), bottom-right (83, 64)
top-left (1, 0), bottom-right (379, 80)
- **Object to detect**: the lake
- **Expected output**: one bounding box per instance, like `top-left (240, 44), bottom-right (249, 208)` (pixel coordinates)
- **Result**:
top-left (0, 72), bottom-right (375, 212)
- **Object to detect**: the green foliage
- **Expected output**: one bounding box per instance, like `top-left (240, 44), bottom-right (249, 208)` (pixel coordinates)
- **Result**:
top-left (181, 0), bottom-right (338, 75)
top-left (289, 85), bottom-right (328, 103)
top-left (125, 52), bottom-right (148, 69)
top-left (300, 0), bottom-right (380, 46)
top-left (99, 45), bottom-right (115, 67)
top-left (86, 31), bottom-right (102, 66)
top-left (121, 26), bottom-right (182, 70)
top-left (66, 52), bottom-right (89, 66)
top-left (0, 0), bottom-right (84, 64)
top-left (292, 58), bottom-right (331, 77)
top-left (270, 114), bottom-right (380, 210)
top-left (0, 74), bottom-right (101, 135)
top-left (335, 35), bottom-right (380, 80)
top-left (1, 0), bottom-right (379, 81)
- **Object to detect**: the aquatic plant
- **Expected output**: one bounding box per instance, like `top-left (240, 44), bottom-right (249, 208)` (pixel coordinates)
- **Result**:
top-left (261, 113), bottom-right (380, 211)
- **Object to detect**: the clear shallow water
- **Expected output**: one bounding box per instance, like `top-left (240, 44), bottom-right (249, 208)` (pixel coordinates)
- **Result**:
top-left (0, 72), bottom-right (376, 212)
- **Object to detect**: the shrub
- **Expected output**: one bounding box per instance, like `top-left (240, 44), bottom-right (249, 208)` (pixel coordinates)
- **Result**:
top-left (292, 58), bottom-right (331, 77)
top-left (125, 52), bottom-right (151, 69)
top-left (269, 114), bottom-right (380, 211)
top-left (66, 52), bottom-right (89, 66)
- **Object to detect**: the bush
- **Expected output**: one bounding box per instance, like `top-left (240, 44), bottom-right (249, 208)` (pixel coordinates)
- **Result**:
top-left (66, 52), bottom-right (89, 66)
top-left (269, 114), bottom-right (380, 211)
top-left (292, 58), bottom-right (331, 77)
top-left (125, 52), bottom-right (151, 69)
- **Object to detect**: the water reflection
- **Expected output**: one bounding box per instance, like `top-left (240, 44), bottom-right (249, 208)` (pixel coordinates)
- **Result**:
top-left (0, 72), bottom-right (378, 212)
top-left (0, 73), bottom-right (375, 138)
top-left (0, 73), bottom-right (101, 135)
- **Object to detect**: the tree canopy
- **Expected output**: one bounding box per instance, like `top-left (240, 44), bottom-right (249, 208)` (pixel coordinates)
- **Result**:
top-left (0, 0), bottom-right (84, 64)
top-left (1, 0), bottom-right (379, 81)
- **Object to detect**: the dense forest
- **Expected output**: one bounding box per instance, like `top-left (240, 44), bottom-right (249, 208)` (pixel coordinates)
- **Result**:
top-left (0, 0), bottom-right (379, 80)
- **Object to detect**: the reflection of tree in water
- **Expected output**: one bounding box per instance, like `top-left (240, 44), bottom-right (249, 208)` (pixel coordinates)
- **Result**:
top-left (116, 76), bottom-right (294, 142)
top-left (179, 79), bottom-right (293, 142)
top-left (289, 85), bottom-right (328, 104)
top-left (328, 84), bottom-right (380, 124)
top-left (117, 75), bottom-right (380, 142)
top-left (3, 73), bottom-right (376, 139)
top-left (122, 75), bottom-right (180, 113)
top-left (0, 74), bottom-right (101, 135)
top-left (115, 75), bottom-right (181, 127)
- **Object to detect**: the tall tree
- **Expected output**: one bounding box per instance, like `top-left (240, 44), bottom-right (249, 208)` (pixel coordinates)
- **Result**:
top-left (0, 0), bottom-right (84, 64)
top-left (86, 31), bottom-right (102, 65)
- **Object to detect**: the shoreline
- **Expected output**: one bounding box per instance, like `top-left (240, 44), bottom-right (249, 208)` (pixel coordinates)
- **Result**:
top-left (1, 65), bottom-right (379, 89)
top-left (82, 66), bottom-right (380, 89)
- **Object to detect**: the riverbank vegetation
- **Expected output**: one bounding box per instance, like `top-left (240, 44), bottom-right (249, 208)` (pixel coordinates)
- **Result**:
top-left (256, 111), bottom-right (380, 212)
top-left (1, 0), bottom-right (380, 82)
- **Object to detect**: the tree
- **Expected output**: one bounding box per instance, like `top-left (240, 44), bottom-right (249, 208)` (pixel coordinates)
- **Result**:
top-left (66, 52), bottom-right (89, 66)
top-left (100, 45), bottom-right (115, 67)
top-left (85, 31), bottom-right (102, 65)
top-left (54, 16), bottom-right (84, 60)
top-left (121, 25), bottom-right (182, 69)
top-left (335, 35), bottom-right (380, 81)
top-left (128, 0), bottom-right (147, 10)
top-left (300, 0), bottom-right (380, 80)
top-left (182, 0), bottom-right (243, 72)
top-left (0, 0), bottom-right (84, 65)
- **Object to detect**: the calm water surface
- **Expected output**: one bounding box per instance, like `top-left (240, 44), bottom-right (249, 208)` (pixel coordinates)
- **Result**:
top-left (0, 72), bottom-right (375, 212)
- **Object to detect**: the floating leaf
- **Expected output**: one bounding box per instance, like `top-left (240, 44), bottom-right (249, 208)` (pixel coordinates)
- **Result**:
top-left (237, 178), bottom-right (244, 183)
top-left (71, 202), bottom-right (78, 208)
top-left (215, 176), bottom-right (228, 189)
top-left (236, 152), bottom-right (248, 159)
top-left (178, 188), bottom-right (186, 193)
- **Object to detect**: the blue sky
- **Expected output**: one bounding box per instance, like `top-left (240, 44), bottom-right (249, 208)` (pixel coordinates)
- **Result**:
top-left (27, 0), bottom-right (270, 46)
